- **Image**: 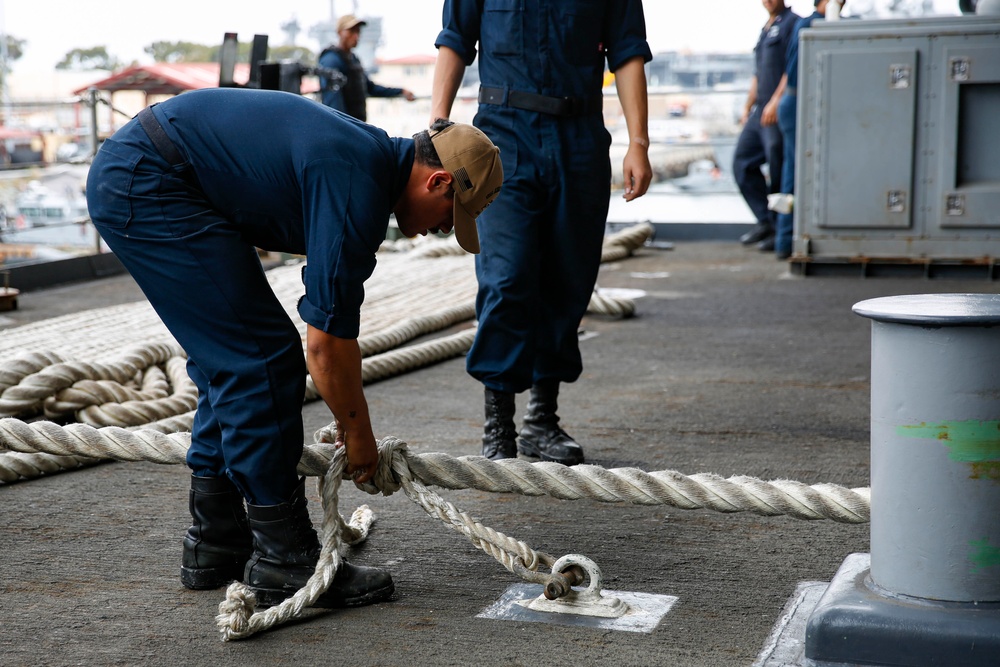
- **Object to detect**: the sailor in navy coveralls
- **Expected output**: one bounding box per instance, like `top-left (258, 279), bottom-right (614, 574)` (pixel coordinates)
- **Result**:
top-left (431, 0), bottom-right (653, 464)
top-left (86, 88), bottom-right (501, 606)
top-left (734, 0), bottom-right (799, 250)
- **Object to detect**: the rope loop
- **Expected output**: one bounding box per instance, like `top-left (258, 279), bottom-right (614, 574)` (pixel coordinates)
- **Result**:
top-left (216, 444), bottom-right (355, 641)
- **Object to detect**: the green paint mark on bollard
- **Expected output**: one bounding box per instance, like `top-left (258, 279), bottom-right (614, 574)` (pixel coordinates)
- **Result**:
top-left (969, 538), bottom-right (1000, 570)
top-left (897, 420), bottom-right (1000, 481)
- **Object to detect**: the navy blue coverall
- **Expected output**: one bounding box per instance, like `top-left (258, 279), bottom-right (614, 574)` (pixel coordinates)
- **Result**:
top-left (86, 88), bottom-right (413, 504)
top-left (733, 6), bottom-right (799, 232)
top-left (319, 47), bottom-right (405, 121)
top-left (435, 0), bottom-right (651, 393)
top-left (775, 10), bottom-right (822, 256)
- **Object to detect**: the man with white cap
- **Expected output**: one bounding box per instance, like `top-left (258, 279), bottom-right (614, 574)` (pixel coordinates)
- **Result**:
top-left (318, 14), bottom-right (416, 121)
top-left (86, 87), bottom-right (501, 608)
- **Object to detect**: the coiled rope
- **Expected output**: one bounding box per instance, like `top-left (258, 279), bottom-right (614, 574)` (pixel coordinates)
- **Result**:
top-left (0, 226), bottom-right (652, 484)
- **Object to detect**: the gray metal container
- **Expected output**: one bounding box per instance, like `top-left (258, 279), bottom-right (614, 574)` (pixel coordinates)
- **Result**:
top-left (794, 15), bottom-right (1000, 274)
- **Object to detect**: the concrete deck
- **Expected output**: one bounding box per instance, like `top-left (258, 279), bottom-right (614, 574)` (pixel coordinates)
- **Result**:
top-left (2, 240), bottom-right (997, 667)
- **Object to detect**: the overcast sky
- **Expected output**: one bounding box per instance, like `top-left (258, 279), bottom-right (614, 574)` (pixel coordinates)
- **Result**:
top-left (2, 0), bottom-right (962, 72)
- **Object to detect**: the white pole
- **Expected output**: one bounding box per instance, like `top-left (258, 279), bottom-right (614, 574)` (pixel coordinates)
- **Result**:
top-left (0, 0), bottom-right (10, 126)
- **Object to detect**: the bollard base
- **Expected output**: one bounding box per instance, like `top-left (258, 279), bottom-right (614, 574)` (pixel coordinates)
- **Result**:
top-left (805, 553), bottom-right (1000, 667)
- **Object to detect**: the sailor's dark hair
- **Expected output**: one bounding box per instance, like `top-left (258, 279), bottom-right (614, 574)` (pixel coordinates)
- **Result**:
top-left (413, 118), bottom-right (455, 167)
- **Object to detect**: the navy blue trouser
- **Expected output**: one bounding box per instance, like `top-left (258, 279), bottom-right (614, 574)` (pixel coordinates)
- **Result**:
top-left (775, 93), bottom-right (798, 255)
top-left (733, 107), bottom-right (784, 229)
top-left (86, 121), bottom-right (306, 505)
top-left (467, 109), bottom-right (611, 393)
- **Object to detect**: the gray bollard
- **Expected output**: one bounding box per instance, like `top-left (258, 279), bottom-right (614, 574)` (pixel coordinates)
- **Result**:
top-left (863, 294), bottom-right (1000, 602)
top-left (804, 293), bottom-right (1000, 667)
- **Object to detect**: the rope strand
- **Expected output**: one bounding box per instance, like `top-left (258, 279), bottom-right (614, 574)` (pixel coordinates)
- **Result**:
top-left (0, 419), bottom-right (870, 523)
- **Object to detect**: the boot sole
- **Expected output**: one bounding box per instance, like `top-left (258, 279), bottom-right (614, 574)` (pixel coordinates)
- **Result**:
top-left (251, 580), bottom-right (395, 609)
top-left (181, 564), bottom-right (244, 590)
top-left (517, 439), bottom-right (584, 466)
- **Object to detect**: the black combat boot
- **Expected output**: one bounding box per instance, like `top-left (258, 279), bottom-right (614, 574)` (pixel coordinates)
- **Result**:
top-left (244, 478), bottom-right (394, 608)
top-left (482, 387), bottom-right (517, 460)
top-left (517, 381), bottom-right (585, 465)
top-left (181, 474), bottom-right (254, 590)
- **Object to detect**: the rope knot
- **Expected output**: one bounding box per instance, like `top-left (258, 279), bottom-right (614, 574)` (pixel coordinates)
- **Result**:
top-left (313, 422), bottom-right (339, 446)
top-left (216, 582), bottom-right (258, 642)
top-left (353, 436), bottom-right (407, 496)
top-left (313, 423), bottom-right (406, 496)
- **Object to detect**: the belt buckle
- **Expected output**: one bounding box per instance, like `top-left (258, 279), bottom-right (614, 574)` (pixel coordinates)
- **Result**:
top-left (560, 96), bottom-right (577, 116)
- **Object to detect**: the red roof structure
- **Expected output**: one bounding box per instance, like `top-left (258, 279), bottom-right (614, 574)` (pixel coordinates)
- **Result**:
top-left (72, 63), bottom-right (250, 98)
top-left (0, 127), bottom-right (42, 140)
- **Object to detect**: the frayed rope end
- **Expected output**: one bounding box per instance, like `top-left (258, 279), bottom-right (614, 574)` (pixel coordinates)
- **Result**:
top-left (216, 582), bottom-right (258, 642)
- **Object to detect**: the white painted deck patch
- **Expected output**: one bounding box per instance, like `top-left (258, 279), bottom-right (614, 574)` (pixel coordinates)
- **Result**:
top-left (477, 583), bottom-right (678, 634)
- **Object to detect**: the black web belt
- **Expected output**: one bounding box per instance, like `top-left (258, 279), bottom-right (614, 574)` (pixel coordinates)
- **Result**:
top-left (478, 86), bottom-right (603, 117)
top-left (137, 106), bottom-right (185, 166)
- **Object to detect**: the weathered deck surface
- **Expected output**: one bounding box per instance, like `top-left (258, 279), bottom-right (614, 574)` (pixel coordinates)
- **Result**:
top-left (3, 240), bottom-right (994, 667)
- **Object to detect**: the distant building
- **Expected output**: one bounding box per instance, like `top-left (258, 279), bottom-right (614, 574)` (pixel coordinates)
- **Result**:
top-left (364, 54), bottom-right (437, 136)
top-left (3, 68), bottom-right (121, 163)
top-left (368, 54), bottom-right (436, 91)
top-left (647, 52), bottom-right (754, 91)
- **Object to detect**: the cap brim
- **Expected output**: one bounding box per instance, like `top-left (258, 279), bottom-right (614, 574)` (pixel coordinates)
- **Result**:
top-left (453, 198), bottom-right (480, 254)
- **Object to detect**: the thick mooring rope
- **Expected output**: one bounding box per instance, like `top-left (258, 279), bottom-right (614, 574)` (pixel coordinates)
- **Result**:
top-left (0, 328), bottom-right (483, 481)
top-left (0, 418), bottom-right (869, 640)
top-left (0, 419), bottom-right (870, 524)
top-left (0, 451), bottom-right (103, 484)
top-left (0, 343), bottom-right (183, 417)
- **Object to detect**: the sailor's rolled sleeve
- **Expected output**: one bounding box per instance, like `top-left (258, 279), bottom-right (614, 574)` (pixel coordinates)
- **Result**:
top-left (297, 294), bottom-right (362, 339)
top-left (605, 0), bottom-right (653, 72)
top-left (296, 159), bottom-right (373, 340)
top-left (436, 0), bottom-right (480, 65)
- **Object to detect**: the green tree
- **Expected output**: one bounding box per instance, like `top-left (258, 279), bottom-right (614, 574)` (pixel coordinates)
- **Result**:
top-left (56, 46), bottom-right (122, 71)
top-left (269, 45), bottom-right (315, 65)
top-left (1, 35), bottom-right (25, 89)
top-left (3, 35), bottom-right (25, 62)
top-left (144, 40), bottom-right (314, 65)
top-left (144, 40), bottom-right (217, 63)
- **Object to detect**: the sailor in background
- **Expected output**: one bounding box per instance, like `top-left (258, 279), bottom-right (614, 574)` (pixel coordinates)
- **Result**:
top-left (734, 0), bottom-right (800, 252)
top-left (319, 14), bottom-right (416, 122)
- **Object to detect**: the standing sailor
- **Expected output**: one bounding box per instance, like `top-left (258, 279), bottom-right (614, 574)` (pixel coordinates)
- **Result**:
top-left (430, 0), bottom-right (653, 464)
